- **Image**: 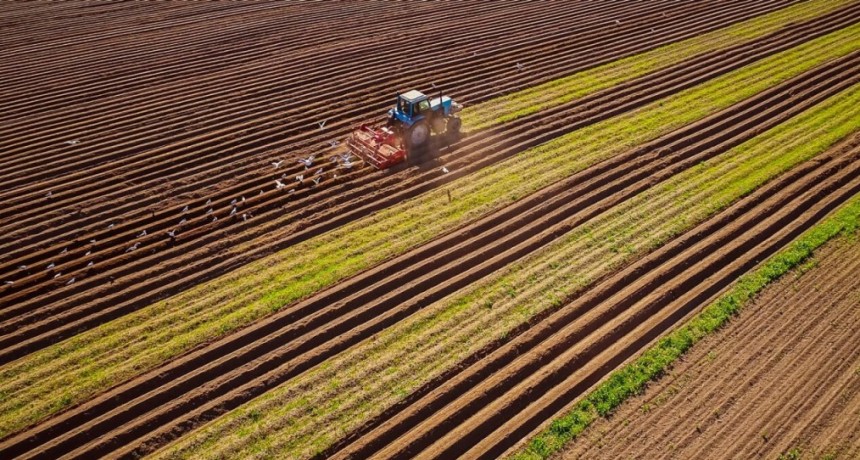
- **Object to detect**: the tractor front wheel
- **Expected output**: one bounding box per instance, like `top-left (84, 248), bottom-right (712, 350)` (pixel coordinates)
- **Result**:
top-left (407, 120), bottom-right (430, 149)
top-left (446, 117), bottom-right (461, 136)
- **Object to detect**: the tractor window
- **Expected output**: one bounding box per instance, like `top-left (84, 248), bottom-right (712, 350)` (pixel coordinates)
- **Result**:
top-left (417, 99), bottom-right (431, 113)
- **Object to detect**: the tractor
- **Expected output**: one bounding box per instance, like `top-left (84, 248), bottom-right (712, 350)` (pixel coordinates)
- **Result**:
top-left (347, 89), bottom-right (462, 169)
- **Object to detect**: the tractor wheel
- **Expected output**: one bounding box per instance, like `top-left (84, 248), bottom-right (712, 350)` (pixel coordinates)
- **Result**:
top-left (406, 120), bottom-right (430, 149)
top-left (446, 117), bottom-right (462, 136)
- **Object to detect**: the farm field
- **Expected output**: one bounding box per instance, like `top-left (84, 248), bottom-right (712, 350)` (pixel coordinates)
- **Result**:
top-left (559, 237), bottom-right (860, 460)
top-left (1, 1), bottom-right (859, 459)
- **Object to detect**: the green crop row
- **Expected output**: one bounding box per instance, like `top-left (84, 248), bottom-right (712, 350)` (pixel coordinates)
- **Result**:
top-left (154, 75), bottom-right (860, 460)
top-left (510, 189), bottom-right (860, 460)
top-left (2, 13), bottom-right (858, 441)
top-left (460, 0), bottom-right (854, 131)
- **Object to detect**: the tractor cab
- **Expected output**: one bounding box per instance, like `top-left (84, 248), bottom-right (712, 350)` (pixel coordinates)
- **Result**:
top-left (390, 90), bottom-right (431, 125)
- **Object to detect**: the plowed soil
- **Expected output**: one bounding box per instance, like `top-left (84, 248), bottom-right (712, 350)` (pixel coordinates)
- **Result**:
top-left (2, 2), bottom-right (859, 459)
top-left (0, 0), bottom-right (798, 357)
top-left (560, 238), bottom-right (860, 460)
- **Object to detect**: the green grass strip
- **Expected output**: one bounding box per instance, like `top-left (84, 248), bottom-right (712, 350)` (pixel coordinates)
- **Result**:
top-left (509, 194), bottom-right (860, 460)
top-left (2, 20), bottom-right (859, 439)
top-left (152, 79), bottom-right (860, 460)
top-left (461, 0), bottom-right (854, 131)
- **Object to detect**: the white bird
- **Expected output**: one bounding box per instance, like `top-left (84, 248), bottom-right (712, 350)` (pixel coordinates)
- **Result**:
top-left (138, 230), bottom-right (147, 238)
top-left (298, 155), bottom-right (315, 168)
top-left (516, 62), bottom-right (524, 71)
top-left (212, 216), bottom-right (218, 222)
top-left (167, 229), bottom-right (177, 238)
top-left (205, 198), bottom-right (212, 206)
top-left (295, 174), bottom-right (304, 182)
top-left (90, 239), bottom-right (97, 244)
top-left (46, 191), bottom-right (53, 199)
top-left (231, 198), bottom-right (237, 206)
top-left (87, 261), bottom-right (93, 267)
top-left (60, 247), bottom-right (68, 255)
top-left (66, 277), bottom-right (75, 285)
top-left (179, 218), bottom-right (187, 225)
top-left (275, 179), bottom-right (286, 190)
top-left (4, 281), bottom-right (13, 285)
top-left (54, 273), bottom-right (61, 279)
top-left (126, 243), bottom-right (139, 253)
top-left (18, 265), bottom-right (27, 271)
top-left (259, 190), bottom-right (264, 195)
top-left (441, 166), bottom-right (449, 174)
top-left (47, 262), bottom-right (55, 270)
top-left (241, 196), bottom-right (246, 203)
top-left (288, 188), bottom-right (295, 194)
top-left (230, 207), bottom-right (237, 216)
top-left (108, 223), bottom-right (115, 230)
top-left (614, 19), bottom-right (621, 24)
top-left (65, 139), bottom-right (80, 146)
top-left (182, 205), bottom-right (189, 213)
top-left (342, 159), bottom-right (354, 169)
top-left (340, 153), bottom-right (353, 163)
top-left (315, 167), bottom-right (325, 176)
top-left (318, 120), bottom-right (327, 130)
top-left (85, 250), bottom-right (92, 256)
top-left (206, 208), bottom-right (213, 215)
top-left (329, 140), bottom-right (339, 148)
top-left (242, 213), bottom-right (248, 222)
top-left (312, 176), bottom-right (322, 186)
top-left (272, 159), bottom-right (284, 169)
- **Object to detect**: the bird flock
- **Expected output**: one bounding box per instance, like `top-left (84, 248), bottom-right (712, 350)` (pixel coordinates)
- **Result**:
top-left (8, 116), bottom-right (464, 290)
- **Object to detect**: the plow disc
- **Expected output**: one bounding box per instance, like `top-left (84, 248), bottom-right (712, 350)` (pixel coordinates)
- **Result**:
top-left (347, 125), bottom-right (406, 170)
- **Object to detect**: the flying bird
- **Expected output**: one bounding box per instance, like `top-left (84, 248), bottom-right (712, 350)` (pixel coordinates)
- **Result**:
top-left (298, 155), bottom-right (315, 168)
top-left (107, 223), bottom-right (114, 230)
top-left (206, 208), bottom-right (213, 215)
top-left (312, 176), bottom-right (322, 186)
top-left (272, 159), bottom-right (284, 169)
top-left (242, 213), bottom-right (248, 222)
top-left (516, 62), bottom-right (524, 71)
top-left (241, 196), bottom-right (246, 203)
top-left (205, 198), bottom-right (212, 206)
top-left (46, 191), bottom-right (53, 199)
top-left (212, 216), bottom-right (218, 222)
top-left (60, 247), bottom-right (68, 255)
top-left (295, 174), bottom-right (304, 182)
top-left (275, 179), bottom-right (286, 190)
top-left (167, 229), bottom-right (177, 238)
top-left (231, 198), bottom-right (237, 206)
top-left (126, 243), bottom-right (139, 253)
top-left (54, 273), bottom-right (61, 279)
top-left (441, 166), bottom-right (449, 174)
top-left (46, 262), bottom-right (55, 270)
top-left (318, 120), bottom-right (327, 130)
top-left (85, 250), bottom-right (92, 256)
top-left (230, 207), bottom-right (237, 216)
top-left (329, 140), bottom-right (339, 148)
top-left (66, 277), bottom-right (75, 285)
top-left (138, 230), bottom-right (147, 238)
top-left (182, 205), bottom-right (189, 213)
top-left (86, 261), bottom-right (93, 267)
top-left (179, 218), bottom-right (187, 225)
top-left (65, 139), bottom-right (80, 146)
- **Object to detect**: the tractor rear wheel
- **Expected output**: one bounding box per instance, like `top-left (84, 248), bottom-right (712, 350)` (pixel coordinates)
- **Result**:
top-left (406, 120), bottom-right (430, 149)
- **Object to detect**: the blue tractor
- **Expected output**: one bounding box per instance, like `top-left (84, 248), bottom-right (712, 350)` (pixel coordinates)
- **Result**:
top-left (348, 89), bottom-right (462, 169)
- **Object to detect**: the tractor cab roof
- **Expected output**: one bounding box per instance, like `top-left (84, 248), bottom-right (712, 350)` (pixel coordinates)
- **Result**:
top-left (400, 90), bottom-right (427, 103)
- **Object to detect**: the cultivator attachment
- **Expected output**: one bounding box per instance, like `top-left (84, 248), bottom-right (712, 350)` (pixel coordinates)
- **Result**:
top-left (347, 125), bottom-right (406, 170)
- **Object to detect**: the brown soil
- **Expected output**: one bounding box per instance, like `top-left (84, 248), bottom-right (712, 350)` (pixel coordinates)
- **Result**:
top-left (560, 238), bottom-right (860, 460)
top-left (0, 0), bottom-right (806, 358)
top-left (2, 2), bottom-right (859, 459)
